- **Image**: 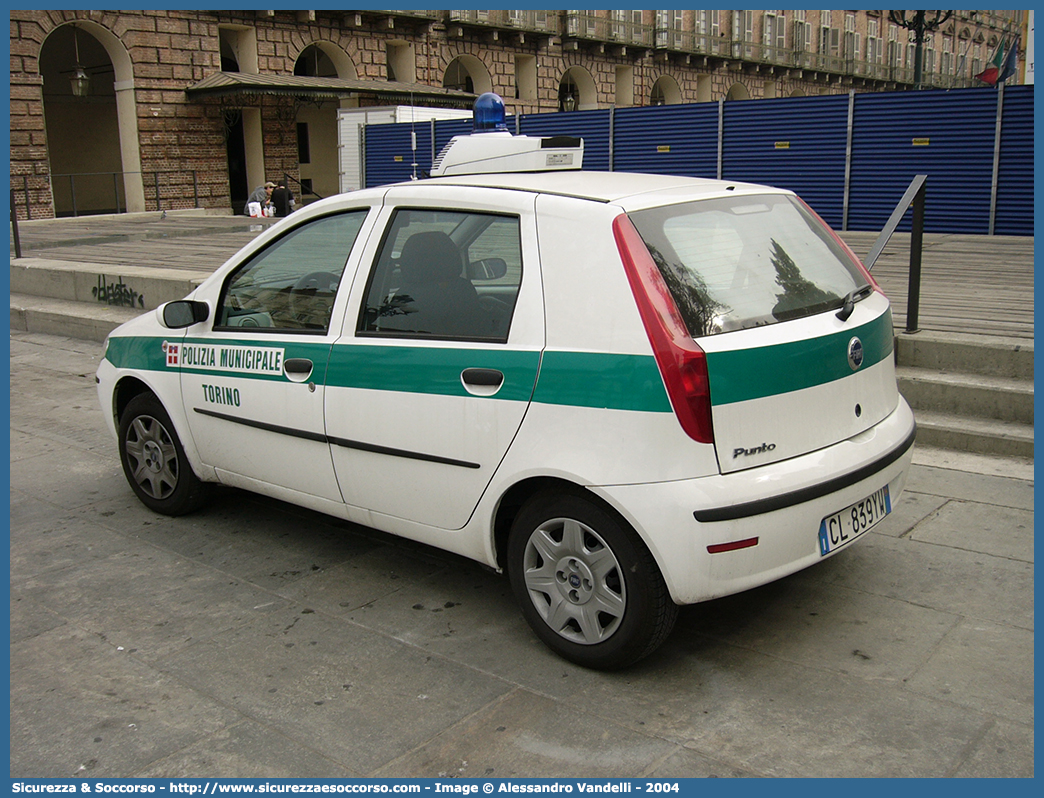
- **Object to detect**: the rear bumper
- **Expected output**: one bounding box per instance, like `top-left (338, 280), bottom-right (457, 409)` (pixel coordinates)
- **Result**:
top-left (694, 423), bottom-right (915, 523)
top-left (594, 398), bottom-right (916, 605)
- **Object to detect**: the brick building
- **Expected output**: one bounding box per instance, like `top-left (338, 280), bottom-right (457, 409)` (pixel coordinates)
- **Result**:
top-left (9, 9), bottom-right (1027, 220)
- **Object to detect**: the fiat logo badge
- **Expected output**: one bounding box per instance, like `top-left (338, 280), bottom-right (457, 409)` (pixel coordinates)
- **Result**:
top-left (848, 337), bottom-right (864, 371)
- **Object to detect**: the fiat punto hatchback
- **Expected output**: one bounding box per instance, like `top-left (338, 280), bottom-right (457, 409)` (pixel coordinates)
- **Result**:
top-left (98, 96), bottom-right (915, 669)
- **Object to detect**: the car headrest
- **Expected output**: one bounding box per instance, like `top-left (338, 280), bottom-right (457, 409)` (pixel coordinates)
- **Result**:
top-left (399, 231), bottom-right (464, 284)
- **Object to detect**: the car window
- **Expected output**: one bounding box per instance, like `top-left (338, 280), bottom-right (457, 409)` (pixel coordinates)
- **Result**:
top-left (628, 195), bottom-right (868, 336)
top-left (216, 210), bottom-right (368, 333)
top-left (359, 208), bottom-right (522, 343)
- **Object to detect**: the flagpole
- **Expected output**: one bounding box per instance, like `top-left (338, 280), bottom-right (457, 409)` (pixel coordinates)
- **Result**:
top-left (988, 82), bottom-right (1004, 235)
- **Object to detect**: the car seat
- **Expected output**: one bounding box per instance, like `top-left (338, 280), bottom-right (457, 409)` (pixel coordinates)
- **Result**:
top-left (395, 231), bottom-right (485, 338)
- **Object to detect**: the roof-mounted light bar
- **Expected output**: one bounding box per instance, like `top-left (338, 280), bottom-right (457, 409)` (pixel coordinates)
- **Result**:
top-left (430, 92), bottom-right (584, 177)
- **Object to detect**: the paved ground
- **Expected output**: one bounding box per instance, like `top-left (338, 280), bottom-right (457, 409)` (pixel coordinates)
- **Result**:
top-left (9, 330), bottom-right (1033, 778)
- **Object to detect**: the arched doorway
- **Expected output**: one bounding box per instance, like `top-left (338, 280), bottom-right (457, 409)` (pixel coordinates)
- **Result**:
top-left (293, 43), bottom-right (358, 204)
top-left (559, 66), bottom-right (597, 111)
top-left (39, 21), bottom-right (144, 215)
top-left (443, 55), bottom-right (492, 95)
top-left (651, 74), bottom-right (682, 105)
top-left (725, 82), bottom-right (751, 101)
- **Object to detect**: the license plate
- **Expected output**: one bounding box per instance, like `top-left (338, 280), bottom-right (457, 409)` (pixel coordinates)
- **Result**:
top-left (818, 486), bottom-right (891, 556)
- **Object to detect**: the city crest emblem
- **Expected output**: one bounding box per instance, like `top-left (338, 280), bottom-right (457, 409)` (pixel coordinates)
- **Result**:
top-left (163, 340), bottom-right (180, 367)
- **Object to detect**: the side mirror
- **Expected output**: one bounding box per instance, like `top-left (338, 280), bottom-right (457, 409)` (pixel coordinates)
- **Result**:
top-left (468, 257), bottom-right (508, 281)
top-left (161, 300), bottom-right (209, 329)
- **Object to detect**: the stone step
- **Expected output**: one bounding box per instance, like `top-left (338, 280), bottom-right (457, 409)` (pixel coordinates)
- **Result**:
top-left (10, 293), bottom-right (146, 342)
top-left (912, 409), bottom-right (1034, 459)
top-left (11, 257), bottom-right (207, 311)
top-left (897, 366), bottom-right (1034, 425)
top-left (894, 330), bottom-right (1033, 380)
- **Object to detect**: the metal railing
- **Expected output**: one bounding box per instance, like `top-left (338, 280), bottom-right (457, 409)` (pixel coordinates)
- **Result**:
top-left (11, 170), bottom-right (201, 220)
top-left (654, 28), bottom-right (730, 56)
top-left (11, 189), bottom-right (23, 258)
top-left (375, 10), bottom-right (440, 22)
top-left (565, 12), bottom-right (654, 48)
top-left (864, 174), bottom-right (928, 334)
top-left (447, 9), bottom-right (555, 33)
top-left (653, 37), bottom-right (994, 87)
top-left (282, 173), bottom-right (324, 205)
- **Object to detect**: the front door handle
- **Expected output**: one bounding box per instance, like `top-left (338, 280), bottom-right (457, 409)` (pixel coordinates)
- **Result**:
top-left (284, 358), bottom-right (314, 383)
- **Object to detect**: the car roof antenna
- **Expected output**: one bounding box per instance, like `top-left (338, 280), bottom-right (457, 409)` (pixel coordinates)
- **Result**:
top-left (410, 92), bottom-right (418, 181)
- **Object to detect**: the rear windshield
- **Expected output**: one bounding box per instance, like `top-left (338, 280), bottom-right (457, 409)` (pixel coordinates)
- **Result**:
top-left (627, 194), bottom-right (869, 337)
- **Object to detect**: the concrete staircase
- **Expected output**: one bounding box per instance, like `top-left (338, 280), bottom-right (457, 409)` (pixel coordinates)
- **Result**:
top-left (10, 257), bottom-right (207, 342)
top-left (895, 331), bottom-right (1034, 459)
top-left (9, 257), bottom-right (1034, 460)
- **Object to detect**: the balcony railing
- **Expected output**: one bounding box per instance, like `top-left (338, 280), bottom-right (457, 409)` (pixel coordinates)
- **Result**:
top-left (654, 28), bottom-right (731, 57)
top-left (565, 12), bottom-right (654, 48)
top-left (447, 9), bottom-right (555, 34)
top-left (756, 41), bottom-right (796, 66)
top-left (379, 10), bottom-right (441, 21)
top-left (730, 39), bottom-right (800, 67)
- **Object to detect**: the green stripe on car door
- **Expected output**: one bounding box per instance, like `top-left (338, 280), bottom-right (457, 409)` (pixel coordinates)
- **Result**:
top-left (325, 344), bottom-right (541, 402)
top-left (328, 346), bottom-right (672, 412)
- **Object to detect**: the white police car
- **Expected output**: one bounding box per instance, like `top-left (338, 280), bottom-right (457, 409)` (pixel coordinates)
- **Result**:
top-left (97, 94), bottom-right (915, 669)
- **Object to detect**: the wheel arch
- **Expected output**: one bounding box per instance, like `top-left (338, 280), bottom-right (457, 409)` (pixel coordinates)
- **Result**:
top-left (497, 476), bottom-right (680, 667)
top-left (491, 476), bottom-right (644, 572)
top-left (113, 375), bottom-right (154, 426)
top-left (112, 374), bottom-right (211, 484)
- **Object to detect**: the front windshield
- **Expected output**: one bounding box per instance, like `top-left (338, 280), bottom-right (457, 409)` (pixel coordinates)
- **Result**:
top-left (627, 194), bottom-right (869, 337)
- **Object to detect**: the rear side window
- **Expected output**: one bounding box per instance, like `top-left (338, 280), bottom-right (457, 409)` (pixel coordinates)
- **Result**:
top-left (359, 208), bottom-right (522, 343)
top-left (627, 195), bottom-right (868, 336)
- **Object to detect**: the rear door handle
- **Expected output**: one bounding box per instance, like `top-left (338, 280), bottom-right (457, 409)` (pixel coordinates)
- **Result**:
top-left (461, 368), bottom-right (504, 396)
top-left (462, 368), bottom-right (504, 386)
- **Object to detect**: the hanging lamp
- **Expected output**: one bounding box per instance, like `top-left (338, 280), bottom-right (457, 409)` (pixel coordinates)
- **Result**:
top-left (69, 24), bottom-right (90, 97)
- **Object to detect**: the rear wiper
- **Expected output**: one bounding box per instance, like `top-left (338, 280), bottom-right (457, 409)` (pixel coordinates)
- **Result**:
top-left (835, 285), bottom-right (874, 322)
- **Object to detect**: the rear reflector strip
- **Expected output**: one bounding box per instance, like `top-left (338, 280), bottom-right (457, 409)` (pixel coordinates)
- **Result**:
top-left (707, 537), bottom-right (759, 554)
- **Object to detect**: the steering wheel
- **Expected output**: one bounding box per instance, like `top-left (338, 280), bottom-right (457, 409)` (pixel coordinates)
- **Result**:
top-left (290, 271), bottom-right (340, 318)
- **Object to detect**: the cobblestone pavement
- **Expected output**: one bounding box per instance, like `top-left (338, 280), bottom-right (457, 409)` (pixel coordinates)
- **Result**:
top-left (9, 330), bottom-right (1033, 778)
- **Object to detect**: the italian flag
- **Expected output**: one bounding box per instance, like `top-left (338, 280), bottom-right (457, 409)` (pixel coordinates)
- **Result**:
top-left (977, 37), bottom-right (1019, 85)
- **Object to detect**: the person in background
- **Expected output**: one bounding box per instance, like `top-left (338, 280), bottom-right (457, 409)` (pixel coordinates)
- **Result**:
top-left (270, 183), bottom-right (295, 217)
top-left (244, 181), bottom-right (275, 215)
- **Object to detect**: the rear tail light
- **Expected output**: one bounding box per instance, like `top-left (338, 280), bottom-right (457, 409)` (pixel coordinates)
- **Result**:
top-left (613, 214), bottom-right (714, 444)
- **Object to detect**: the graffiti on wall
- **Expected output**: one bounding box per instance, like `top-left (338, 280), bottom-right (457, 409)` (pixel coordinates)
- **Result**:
top-left (93, 275), bottom-right (145, 308)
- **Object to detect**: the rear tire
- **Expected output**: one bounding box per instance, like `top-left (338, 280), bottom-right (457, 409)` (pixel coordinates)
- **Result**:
top-left (507, 490), bottom-right (677, 669)
top-left (118, 393), bottom-right (210, 516)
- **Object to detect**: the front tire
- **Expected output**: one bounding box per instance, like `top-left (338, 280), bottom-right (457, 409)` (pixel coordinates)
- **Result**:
top-left (118, 393), bottom-right (210, 516)
top-left (507, 490), bottom-right (678, 669)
